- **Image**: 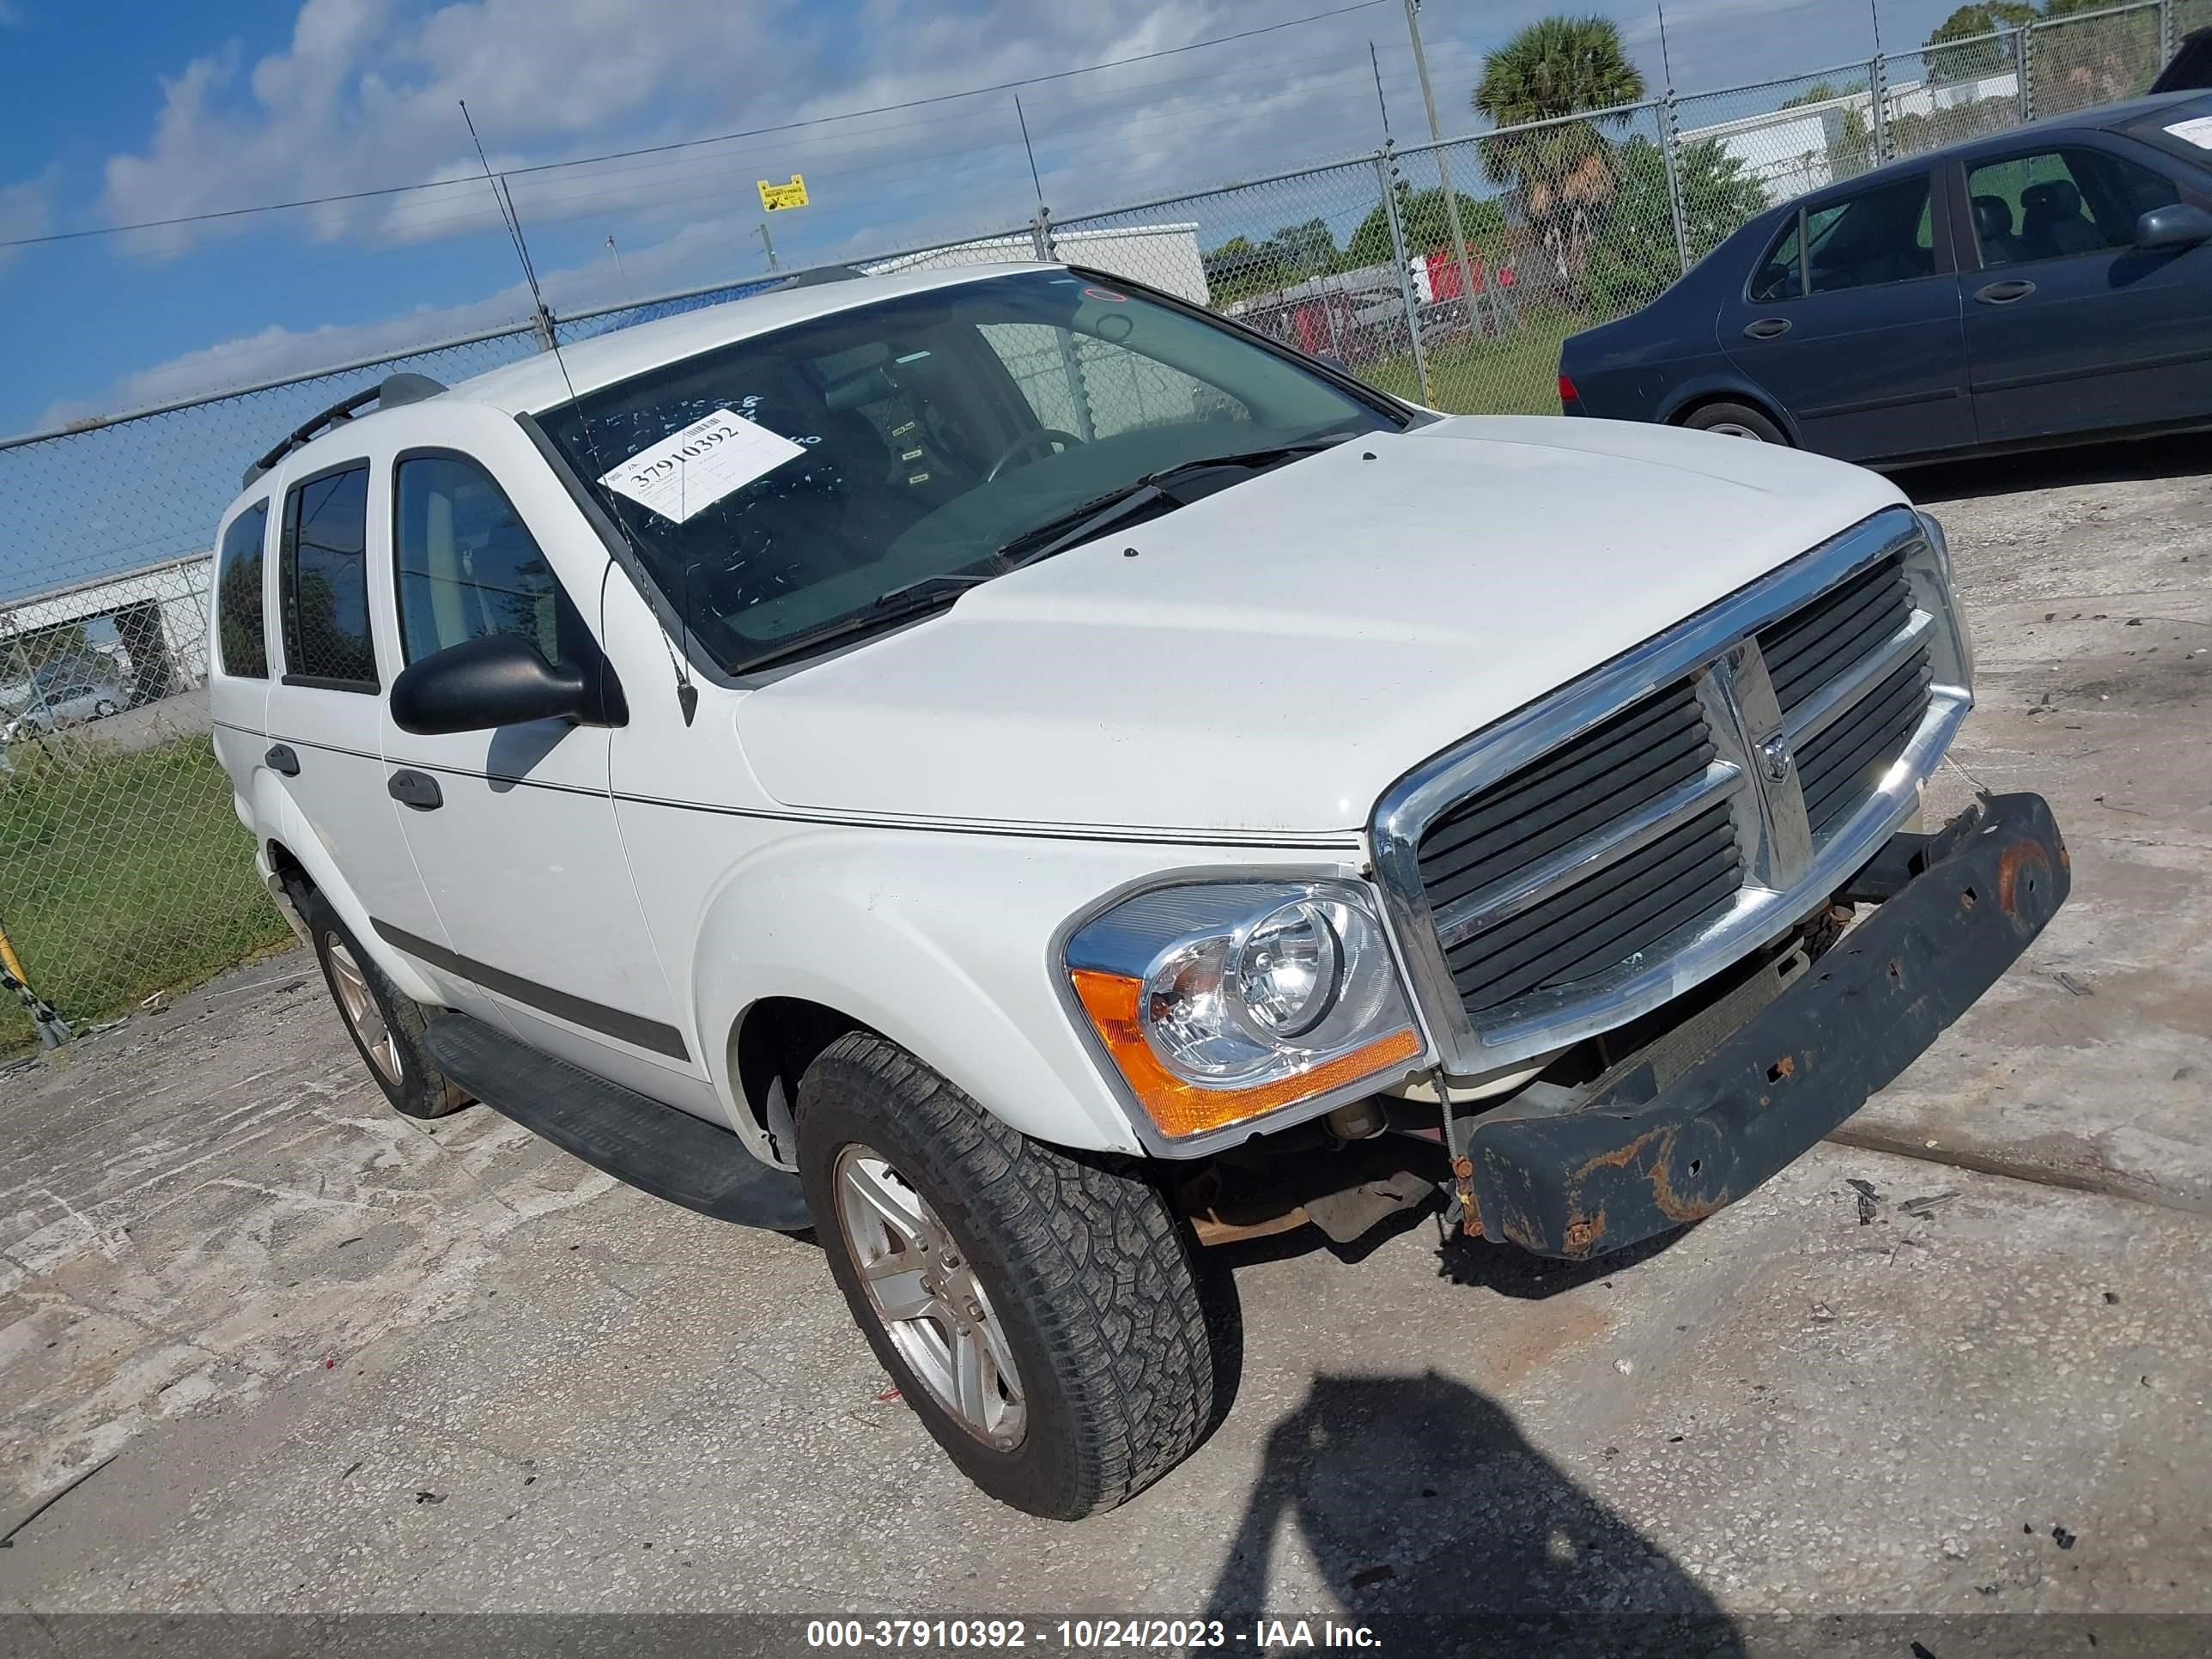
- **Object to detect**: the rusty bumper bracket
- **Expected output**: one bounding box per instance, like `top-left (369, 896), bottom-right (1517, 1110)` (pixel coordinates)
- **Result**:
top-left (1463, 792), bottom-right (2070, 1261)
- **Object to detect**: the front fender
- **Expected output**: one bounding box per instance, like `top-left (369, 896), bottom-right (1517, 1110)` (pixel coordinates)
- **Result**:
top-left (687, 825), bottom-right (1357, 1158)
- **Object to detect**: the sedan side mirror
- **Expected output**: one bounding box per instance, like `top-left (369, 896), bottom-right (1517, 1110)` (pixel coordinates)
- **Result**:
top-left (390, 634), bottom-right (588, 736)
top-left (2134, 204), bottom-right (2212, 250)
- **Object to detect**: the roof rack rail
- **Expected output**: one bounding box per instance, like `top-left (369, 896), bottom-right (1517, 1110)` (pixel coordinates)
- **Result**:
top-left (240, 372), bottom-right (447, 490)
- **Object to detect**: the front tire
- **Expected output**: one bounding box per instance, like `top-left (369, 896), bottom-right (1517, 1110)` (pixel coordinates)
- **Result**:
top-left (1682, 400), bottom-right (1790, 444)
top-left (297, 884), bottom-right (469, 1120)
top-left (797, 1034), bottom-right (1221, 1519)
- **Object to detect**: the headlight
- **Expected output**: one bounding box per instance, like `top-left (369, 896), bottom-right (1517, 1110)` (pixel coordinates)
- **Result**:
top-left (1062, 880), bottom-right (1424, 1143)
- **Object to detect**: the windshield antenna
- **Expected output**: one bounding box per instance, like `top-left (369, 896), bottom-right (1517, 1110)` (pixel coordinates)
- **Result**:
top-left (459, 99), bottom-right (699, 726)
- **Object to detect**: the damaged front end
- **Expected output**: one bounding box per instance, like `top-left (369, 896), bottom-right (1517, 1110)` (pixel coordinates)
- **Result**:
top-left (1445, 792), bottom-right (2069, 1259)
top-left (1173, 793), bottom-right (2068, 1264)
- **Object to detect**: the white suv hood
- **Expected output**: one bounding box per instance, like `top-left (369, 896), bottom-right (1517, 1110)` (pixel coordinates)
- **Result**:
top-left (736, 415), bottom-right (1905, 838)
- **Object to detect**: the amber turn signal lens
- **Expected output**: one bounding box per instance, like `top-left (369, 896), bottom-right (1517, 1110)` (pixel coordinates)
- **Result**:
top-left (1069, 968), bottom-right (1421, 1140)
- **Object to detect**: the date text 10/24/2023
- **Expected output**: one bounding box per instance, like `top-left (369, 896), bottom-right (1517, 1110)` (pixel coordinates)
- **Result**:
top-left (804, 1620), bottom-right (1384, 1650)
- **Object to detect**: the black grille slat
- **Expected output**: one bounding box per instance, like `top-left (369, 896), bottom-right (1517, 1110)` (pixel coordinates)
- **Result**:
top-left (1418, 693), bottom-right (1705, 878)
top-left (1446, 807), bottom-right (1741, 1012)
top-left (1417, 678), bottom-right (1741, 1024)
top-left (1759, 557), bottom-right (1912, 715)
top-left (1770, 597), bottom-right (1910, 710)
top-left (1419, 726), bottom-right (1712, 912)
top-left (1796, 650), bottom-right (1932, 832)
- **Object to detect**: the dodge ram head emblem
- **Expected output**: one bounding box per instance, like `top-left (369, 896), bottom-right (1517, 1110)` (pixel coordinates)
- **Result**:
top-left (1760, 732), bottom-right (1796, 782)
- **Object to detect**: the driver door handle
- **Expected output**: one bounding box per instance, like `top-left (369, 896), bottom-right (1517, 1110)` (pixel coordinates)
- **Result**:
top-left (1742, 317), bottom-right (1791, 339)
top-left (387, 769), bottom-right (443, 811)
top-left (1974, 279), bottom-right (2037, 305)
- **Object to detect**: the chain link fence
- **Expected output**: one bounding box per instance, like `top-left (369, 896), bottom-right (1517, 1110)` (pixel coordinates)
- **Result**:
top-left (2, 0), bottom-right (2197, 1052)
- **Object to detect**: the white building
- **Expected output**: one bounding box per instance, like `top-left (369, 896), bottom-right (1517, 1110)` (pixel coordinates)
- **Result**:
top-left (1682, 71), bottom-right (2022, 204)
top-left (0, 552), bottom-right (213, 708)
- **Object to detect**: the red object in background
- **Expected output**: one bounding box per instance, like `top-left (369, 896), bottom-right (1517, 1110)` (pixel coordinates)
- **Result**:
top-left (1421, 249), bottom-right (1516, 300)
top-left (1558, 373), bottom-right (1582, 411)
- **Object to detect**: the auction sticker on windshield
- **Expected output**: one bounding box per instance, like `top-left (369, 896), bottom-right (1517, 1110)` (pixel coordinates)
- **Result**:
top-left (599, 408), bottom-right (806, 523)
top-left (2166, 115), bottom-right (2212, 149)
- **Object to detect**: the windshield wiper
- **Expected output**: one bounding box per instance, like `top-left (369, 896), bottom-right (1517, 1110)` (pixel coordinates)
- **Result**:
top-left (733, 579), bottom-right (981, 673)
top-left (995, 434), bottom-right (1353, 568)
top-left (873, 572), bottom-right (994, 608)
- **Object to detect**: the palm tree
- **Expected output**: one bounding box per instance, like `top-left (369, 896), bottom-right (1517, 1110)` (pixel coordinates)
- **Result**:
top-left (1471, 16), bottom-right (1647, 295)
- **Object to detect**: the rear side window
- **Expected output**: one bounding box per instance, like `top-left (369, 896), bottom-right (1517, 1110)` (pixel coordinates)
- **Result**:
top-left (1804, 176), bottom-right (1934, 294)
top-left (393, 453), bottom-right (575, 667)
top-left (216, 502), bottom-right (270, 678)
top-left (280, 465), bottom-right (378, 690)
top-left (1753, 176), bottom-right (1936, 300)
top-left (1750, 217), bottom-right (1804, 301)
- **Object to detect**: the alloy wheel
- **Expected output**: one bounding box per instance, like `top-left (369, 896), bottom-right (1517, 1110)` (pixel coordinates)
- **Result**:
top-left (326, 934), bottom-right (403, 1085)
top-left (833, 1143), bottom-right (1027, 1449)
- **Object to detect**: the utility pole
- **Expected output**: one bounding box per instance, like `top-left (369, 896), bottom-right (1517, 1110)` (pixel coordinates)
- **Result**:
top-left (1403, 0), bottom-right (1484, 340)
top-left (756, 221), bottom-right (779, 272)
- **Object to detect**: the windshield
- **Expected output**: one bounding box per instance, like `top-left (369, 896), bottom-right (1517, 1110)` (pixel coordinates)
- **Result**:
top-left (541, 270), bottom-right (1400, 672)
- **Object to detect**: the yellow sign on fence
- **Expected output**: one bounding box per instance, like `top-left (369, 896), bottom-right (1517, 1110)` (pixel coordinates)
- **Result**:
top-left (757, 174), bottom-right (809, 211)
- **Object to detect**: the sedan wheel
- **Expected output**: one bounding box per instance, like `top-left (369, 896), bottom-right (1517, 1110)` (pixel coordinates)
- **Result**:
top-left (833, 1143), bottom-right (1026, 1449)
top-left (1707, 421), bottom-right (1765, 441)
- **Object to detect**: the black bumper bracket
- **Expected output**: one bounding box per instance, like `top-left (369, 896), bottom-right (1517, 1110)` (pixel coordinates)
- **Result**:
top-left (1464, 793), bottom-right (2069, 1260)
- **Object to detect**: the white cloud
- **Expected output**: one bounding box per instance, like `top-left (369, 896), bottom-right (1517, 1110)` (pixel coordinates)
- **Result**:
top-left (0, 167), bottom-right (57, 270)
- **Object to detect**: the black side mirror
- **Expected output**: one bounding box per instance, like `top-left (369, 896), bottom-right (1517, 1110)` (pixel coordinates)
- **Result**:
top-left (2134, 204), bottom-right (2212, 250)
top-left (390, 635), bottom-right (588, 736)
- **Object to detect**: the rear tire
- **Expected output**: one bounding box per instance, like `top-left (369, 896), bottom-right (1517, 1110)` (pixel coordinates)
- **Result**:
top-left (797, 1033), bottom-right (1221, 1519)
top-left (296, 884), bottom-right (469, 1120)
top-left (1682, 401), bottom-right (1790, 444)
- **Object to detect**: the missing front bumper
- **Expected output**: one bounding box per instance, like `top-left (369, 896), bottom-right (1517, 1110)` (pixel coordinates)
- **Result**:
top-left (1459, 792), bottom-right (2069, 1261)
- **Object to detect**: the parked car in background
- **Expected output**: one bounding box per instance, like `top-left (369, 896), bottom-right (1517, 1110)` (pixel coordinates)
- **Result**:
top-left (2149, 27), bottom-right (2212, 94)
top-left (1559, 92), bottom-right (2212, 466)
top-left (0, 678), bottom-right (125, 739)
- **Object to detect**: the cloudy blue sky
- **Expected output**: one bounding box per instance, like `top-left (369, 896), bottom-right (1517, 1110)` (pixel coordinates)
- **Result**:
top-left (2, 0), bottom-right (1978, 434)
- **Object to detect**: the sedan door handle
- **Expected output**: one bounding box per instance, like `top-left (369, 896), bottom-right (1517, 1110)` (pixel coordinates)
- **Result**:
top-left (264, 744), bottom-right (301, 776)
top-left (1974, 279), bottom-right (2038, 305)
top-left (1742, 317), bottom-right (1792, 339)
top-left (387, 769), bottom-right (443, 811)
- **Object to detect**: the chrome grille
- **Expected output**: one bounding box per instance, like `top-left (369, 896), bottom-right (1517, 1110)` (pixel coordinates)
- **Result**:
top-left (1418, 681), bottom-right (1742, 1014)
top-left (1370, 506), bottom-right (1973, 1077)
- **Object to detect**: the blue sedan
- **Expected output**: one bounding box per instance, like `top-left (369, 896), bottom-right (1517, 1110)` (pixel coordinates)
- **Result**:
top-left (1559, 92), bottom-right (2212, 465)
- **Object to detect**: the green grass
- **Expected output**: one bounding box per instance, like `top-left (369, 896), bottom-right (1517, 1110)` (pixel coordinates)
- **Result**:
top-left (1362, 309), bottom-right (1583, 417)
top-left (1, 735), bottom-right (290, 1055)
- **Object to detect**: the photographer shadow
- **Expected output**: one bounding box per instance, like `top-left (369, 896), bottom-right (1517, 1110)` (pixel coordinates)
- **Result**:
top-left (1200, 1369), bottom-right (1742, 1658)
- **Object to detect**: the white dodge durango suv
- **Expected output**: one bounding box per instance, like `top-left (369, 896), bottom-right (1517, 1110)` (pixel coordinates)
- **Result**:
top-left (208, 263), bottom-right (2067, 1517)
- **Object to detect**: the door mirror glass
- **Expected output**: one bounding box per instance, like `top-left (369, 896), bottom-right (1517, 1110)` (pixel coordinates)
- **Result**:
top-left (389, 634), bottom-right (588, 736)
top-left (2135, 203), bottom-right (2212, 249)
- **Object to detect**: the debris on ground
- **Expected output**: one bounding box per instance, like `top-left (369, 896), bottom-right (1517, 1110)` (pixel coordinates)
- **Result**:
top-left (414, 1491), bottom-right (446, 1505)
top-left (1898, 1192), bottom-right (1961, 1218)
top-left (2052, 971), bottom-right (2094, 997)
top-left (2052, 1524), bottom-right (2077, 1551)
